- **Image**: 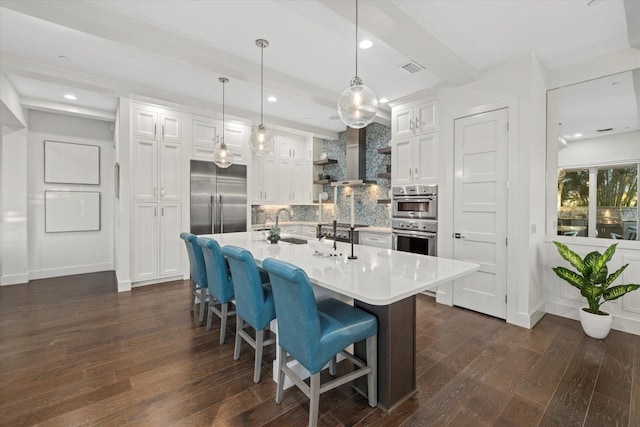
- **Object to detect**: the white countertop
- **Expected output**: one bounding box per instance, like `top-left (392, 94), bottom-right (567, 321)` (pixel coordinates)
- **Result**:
top-left (200, 232), bottom-right (478, 306)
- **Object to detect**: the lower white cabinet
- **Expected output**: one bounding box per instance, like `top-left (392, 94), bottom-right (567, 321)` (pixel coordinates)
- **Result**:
top-left (300, 225), bottom-right (318, 239)
top-left (132, 202), bottom-right (182, 282)
top-left (279, 225), bottom-right (300, 235)
top-left (359, 231), bottom-right (391, 249)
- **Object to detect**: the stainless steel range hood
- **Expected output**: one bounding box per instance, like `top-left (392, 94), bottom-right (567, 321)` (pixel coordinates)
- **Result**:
top-left (331, 126), bottom-right (375, 187)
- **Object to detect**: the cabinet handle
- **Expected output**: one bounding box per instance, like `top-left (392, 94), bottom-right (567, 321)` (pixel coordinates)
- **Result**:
top-left (415, 168), bottom-right (418, 177)
top-left (154, 187), bottom-right (157, 197)
top-left (415, 118), bottom-right (420, 130)
top-left (162, 207), bottom-right (164, 216)
top-left (154, 123), bottom-right (157, 138)
top-left (293, 149), bottom-right (295, 158)
top-left (154, 207), bottom-right (157, 216)
top-left (162, 124), bottom-right (165, 140)
top-left (289, 149), bottom-right (292, 157)
top-left (161, 187), bottom-right (165, 197)
top-left (409, 120), bottom-right (413, 131)
top-left (409, 168), bottom-right (412, 178)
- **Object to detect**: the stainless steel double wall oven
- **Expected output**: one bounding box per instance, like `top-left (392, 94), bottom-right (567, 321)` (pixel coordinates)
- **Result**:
top-left (391, 185), bottom-right (438, 256)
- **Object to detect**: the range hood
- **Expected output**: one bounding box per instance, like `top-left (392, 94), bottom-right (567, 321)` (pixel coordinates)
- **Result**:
top-left (331, 126), bottom-right (375, 187)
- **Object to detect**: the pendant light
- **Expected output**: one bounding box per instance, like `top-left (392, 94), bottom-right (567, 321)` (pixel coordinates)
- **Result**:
top-left (213, 77), bottom-right (234, 168)
top-left (337, 0), bottom-right (378, 129)
top-left (249, 39), bottom-right (274, 156)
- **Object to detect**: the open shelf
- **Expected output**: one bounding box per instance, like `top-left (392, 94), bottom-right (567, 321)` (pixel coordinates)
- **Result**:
top-left (313, 179), bottom-right (336, 185)
top-left (313, 159), bottom-right (338, 165)
top-left (377, 146), bottom-right (391, 155)
top-left (377, 172), bottom-right (391, 179)
top-left (377, 199), bottom-right (391, 204)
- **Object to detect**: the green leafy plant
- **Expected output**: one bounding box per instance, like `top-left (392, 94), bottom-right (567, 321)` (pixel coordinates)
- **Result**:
top-left (268, 227), bottom-right (280, 238)
top-left (552, 241), bottom-right (639, 314)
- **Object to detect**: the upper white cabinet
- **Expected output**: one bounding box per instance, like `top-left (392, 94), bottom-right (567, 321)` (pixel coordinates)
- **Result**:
top-left (391, 98), bottom-right (439, 186)
top-left (191, 118), bottom-right (249, 165)
top-left (252, 135), bottom-right (312, 204)
top-left (133, 108), bottom-right (182, 142)
top-left (392, 133), bottom-right (438, 186)
top-left (391, 100), bottom-right (438, 139)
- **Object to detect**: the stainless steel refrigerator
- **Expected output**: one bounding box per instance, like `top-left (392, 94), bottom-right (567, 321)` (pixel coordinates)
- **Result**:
top-left (190, 160), bottom-right (247, 235)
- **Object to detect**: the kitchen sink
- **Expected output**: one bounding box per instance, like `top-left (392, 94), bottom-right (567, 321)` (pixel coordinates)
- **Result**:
top-left (280, 237), bottom-right (307, 245)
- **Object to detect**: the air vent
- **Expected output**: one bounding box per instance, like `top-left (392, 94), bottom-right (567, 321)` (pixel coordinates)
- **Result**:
top-left (596, 127), bottom-right (614, 133)
top-left (399, 61), bottom-right (425, 74)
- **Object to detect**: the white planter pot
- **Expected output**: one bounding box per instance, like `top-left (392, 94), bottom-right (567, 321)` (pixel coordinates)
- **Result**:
top-left (579, 308), bottom-right (612, 339)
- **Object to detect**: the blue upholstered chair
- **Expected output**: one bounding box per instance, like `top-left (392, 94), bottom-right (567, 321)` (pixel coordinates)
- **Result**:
top-left (196, 237), bottom-right (235, 344)
top-left (262, 258), bottom-right (378, 427)
top-left (179, 232), bottom-right (208, 323)
top-left (222, 245), bottom-right (276, 383)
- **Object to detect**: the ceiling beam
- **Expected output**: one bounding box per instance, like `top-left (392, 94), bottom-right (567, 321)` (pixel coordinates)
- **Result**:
top-left (21, 97), bottom-right (116, 122)
top-left (0, 0), bottom-right (340, 111)
top-left (319, 0), bottom-right (478, 87)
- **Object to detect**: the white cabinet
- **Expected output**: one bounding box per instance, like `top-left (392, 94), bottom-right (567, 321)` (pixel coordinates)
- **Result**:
top-left (191, 118), bottom-right (249, 165)
top-left (359, 231), bottom-right (391, 249)
top-left (252, 155), bottom-right (278, 203)
top-left (300, 225), bottom-right (318, 239)
top-left (133, 108), bottom-right (182, 142)
top-left (132, 202), bottom-right (182, 282)
top-left (279, 224), bottom-right (299, 235)
top-left (391, 100), bottom-right (438, 139)
top-left (130, 103), bottom-right (183, 285)
top-left (391, 132), bottom-right (438, 186)
top-left (391, 98), bottom-right (439, 186)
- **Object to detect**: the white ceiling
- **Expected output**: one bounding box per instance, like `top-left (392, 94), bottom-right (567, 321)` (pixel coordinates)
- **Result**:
top-left (0, 0), bottom-right (635, 136)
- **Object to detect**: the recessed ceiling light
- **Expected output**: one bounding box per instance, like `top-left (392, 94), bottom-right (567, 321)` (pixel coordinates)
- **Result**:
top-left (267, 96), bottom-right (277, 102)
top-left (58, 55), bottom-right (70, 62)
top-left (573, 133), bottom-right (583, 138)
top-left (359, 40), bottom-right (372, 49)
top-left (611, 81), bottom-right (621, 86)
top-left (64, 94), bottom-right (77, 100)
top-left (379, 98), bottom-right (388, 104)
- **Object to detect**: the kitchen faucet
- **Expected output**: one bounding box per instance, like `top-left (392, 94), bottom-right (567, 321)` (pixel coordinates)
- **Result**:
top-left (275, 208), bottom-right (291, 230)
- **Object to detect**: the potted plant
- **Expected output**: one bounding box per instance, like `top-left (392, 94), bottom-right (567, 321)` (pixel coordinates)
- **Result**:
top-left (267, 227), bottom-right (280, 244)
top-left (552, 241), bottom-right (639, 339)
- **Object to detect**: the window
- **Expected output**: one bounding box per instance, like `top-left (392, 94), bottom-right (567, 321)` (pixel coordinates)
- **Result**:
top-left (557, 164), bottom-right (638, 240)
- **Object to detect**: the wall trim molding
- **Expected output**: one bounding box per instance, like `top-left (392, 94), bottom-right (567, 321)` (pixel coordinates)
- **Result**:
top-left (0, 273), bottom-right (29, 286)
top-left (546, 300), bottom-right (640, 336)
top-left (29, 263), bottom-right (113, 281)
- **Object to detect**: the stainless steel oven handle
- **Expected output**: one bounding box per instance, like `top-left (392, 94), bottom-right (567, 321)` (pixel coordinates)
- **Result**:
top-left (392, 230), bottom-right (436, 239)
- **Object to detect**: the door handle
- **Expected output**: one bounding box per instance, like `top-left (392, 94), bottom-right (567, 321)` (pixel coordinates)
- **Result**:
top-left (454, 233), bottom-right (466, 239)
top-left (219, 194), bottom-right (223, 234)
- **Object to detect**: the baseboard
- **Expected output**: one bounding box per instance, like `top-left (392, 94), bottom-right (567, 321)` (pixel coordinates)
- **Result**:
top-left (118, 280), bottom-right (131, 293)
top-left (29, 263), bottom-right (113, 281)
top-left (0, 272), bottom-right (29, 286)
top-left (131, 275), bottom-right (184, 288)
top-left (546, 300), bottom-right (640, 336)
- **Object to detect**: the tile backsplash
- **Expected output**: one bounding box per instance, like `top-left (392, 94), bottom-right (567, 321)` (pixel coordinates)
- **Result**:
top-left (252, 123), bottom-right (392, 228)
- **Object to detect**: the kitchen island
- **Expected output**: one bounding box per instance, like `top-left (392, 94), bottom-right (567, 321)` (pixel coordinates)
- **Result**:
top-left (200, 232), bottom-right (479, 411)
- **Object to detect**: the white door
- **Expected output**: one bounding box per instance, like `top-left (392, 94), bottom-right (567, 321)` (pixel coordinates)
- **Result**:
top-left (414, 133), bottom-right (438, 185)
top-left (132, 202), bottom-right (159, 281)
top-left (414, 100), bottom-right (438, 134)
top-left (277, 158), bottom-right (292, 202)
top-left (262, 156), bottom-right (278, 203)
top-left (391, 105), bottom-right (413, 139)
top-left (160, 113), bottom-right (181, 142)
top-left (133, 109), bottom-right (157, 139)
top-left (159, 142), bottom-right (181, 201)
top-left (452, 108), bottom-right (509, 319)
top-left (391, 137), bottom-right (413, 186)
top-left (159, 202), bottom-right (181, 276)
top-left (132, 139), bottom-right (158, 201)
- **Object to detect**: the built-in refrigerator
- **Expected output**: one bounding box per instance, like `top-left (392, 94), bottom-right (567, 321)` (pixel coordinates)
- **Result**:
top-left (190, 159), bottom-right (247, 235)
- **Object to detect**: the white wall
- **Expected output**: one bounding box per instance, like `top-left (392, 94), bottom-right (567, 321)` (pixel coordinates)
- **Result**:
top-left (542, 50), bottom-right (640, 335)
top-left (558, 130), bottom-right (640, 168)
top-left (435, 54), bottom-right (547, 328)
top-left (27, 110), bottom-right (114, 279)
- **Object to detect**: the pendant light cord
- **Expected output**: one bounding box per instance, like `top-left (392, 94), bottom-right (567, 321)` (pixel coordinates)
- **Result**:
top-left (260, 44), bottom-right (264, 124)
top-left (355, 0), bottom-right (358, 79)
top-left (221, 80), bottom-right (225, 145)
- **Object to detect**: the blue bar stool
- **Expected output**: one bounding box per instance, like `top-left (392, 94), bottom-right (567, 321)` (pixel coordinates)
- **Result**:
top-left (262, 258), bottom-right (378, 427)
top-left (222, 245), bottom-right (276, 383)
top-left (179, 232), bottom-right (207, 323)
top-left (196, 237), bottom-right (235, 344)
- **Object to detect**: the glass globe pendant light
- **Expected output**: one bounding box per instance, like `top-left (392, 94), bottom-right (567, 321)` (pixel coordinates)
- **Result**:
top-left (338, 0), bottom-right (378, 129)
top-left (250, 39), bottom-right (274, 156)
top-left (213, 77), bottom-right (234, 168)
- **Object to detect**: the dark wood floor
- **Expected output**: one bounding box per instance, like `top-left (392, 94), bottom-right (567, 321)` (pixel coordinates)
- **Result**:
top-left (0, 272), bottom-right (638, 426)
